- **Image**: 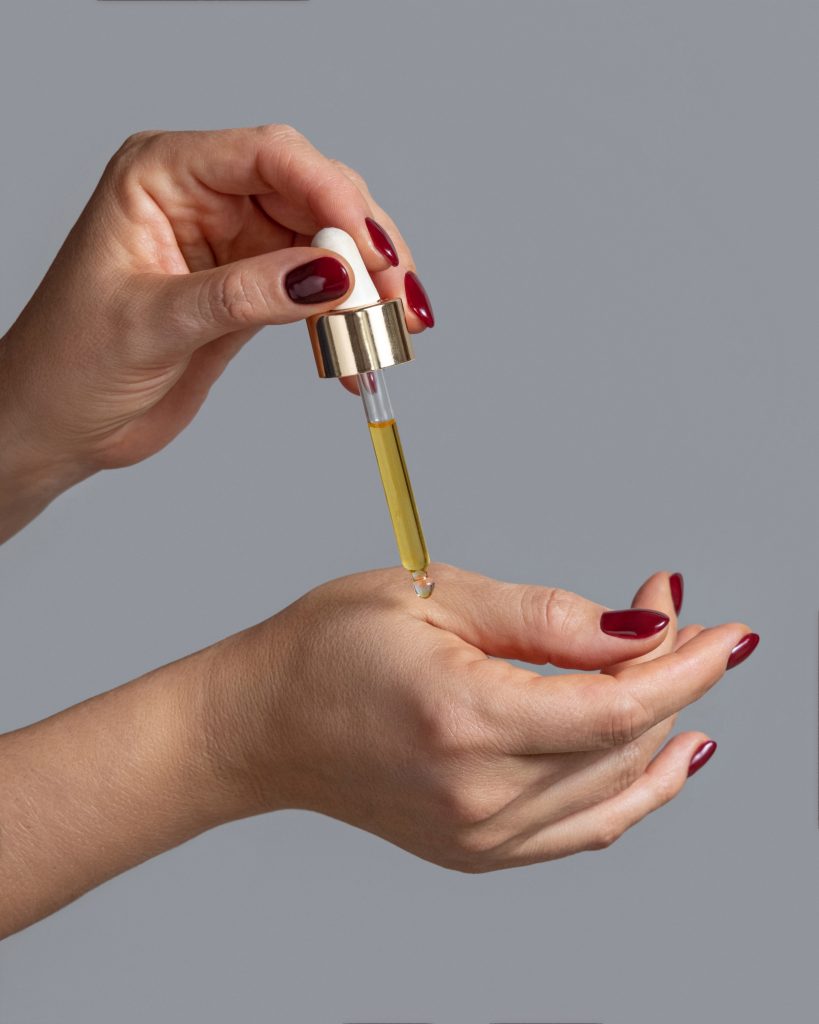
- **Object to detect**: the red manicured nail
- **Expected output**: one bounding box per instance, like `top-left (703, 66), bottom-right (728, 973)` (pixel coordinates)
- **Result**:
top-left (365, 217), bottom-right (399, 267)
top-left (687, 739), bottom-right (717, 777)
top-left (726, 632), bottom-right (759, 670)
top-left (404, 270), bottom-right (435, 327)
top-left (600, 608), bottom-right (670, 638)
top-left (285, 256), bottom-right (349, 304)
top-left (669, 572), bottom-right (684, 616)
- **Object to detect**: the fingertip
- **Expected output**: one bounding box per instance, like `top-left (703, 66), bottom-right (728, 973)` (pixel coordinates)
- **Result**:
top-left (306, 247), bottom-right (356, 288)
top-left (630, 571), bottom-right (680, 619)
top-left (645, 730), bottom-right (710, 785)
top-left (630, 570), bottom-right (666, 606)
top-left (669, 571), bottom-right (684, 616)
top-left (283, 249), bottom-right (355, 308)
top-left (405, 269), bottom-right (435, 328)
top-left (726, 631), bottom-right (759, 671)
top-left (600, 608), bottom-right (670, 640)
top-left (365, 216), bottom-right (400, 268)
top-left (687, 737), bottom-right (717, 777)
top-left (697, 621), bottom-right (754, 660)
top-left (370, 266), bottom-right (431, 334)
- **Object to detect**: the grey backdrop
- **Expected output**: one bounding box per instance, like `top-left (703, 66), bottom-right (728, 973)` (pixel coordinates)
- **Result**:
top-left (1, 2), bottom-right (817, 1022)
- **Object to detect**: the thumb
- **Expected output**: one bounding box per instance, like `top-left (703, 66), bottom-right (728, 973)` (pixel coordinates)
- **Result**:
top-left (134, 248), bottom-right (354, 355)
top-left (426, 565), bottom-right (671, 670)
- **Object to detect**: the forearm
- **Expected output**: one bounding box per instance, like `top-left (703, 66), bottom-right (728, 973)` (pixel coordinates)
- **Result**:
top-left (0, 646), bottom-right (237, 938)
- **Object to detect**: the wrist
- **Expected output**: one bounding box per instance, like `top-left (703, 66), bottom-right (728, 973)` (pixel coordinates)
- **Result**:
top-left (0, 340), bottom-right (91, 541)
top-left (0, 429), bottom-right (88, 543)
top-left (159, 643), bottom-right (260, 831)
top-left (189, 624), bottom-right (300, 822)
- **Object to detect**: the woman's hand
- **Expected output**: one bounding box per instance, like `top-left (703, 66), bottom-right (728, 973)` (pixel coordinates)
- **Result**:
top-left (205, 564), bottom-right (756, 872)
top-left (0, 564), bottom-right (758, 935)
top-left (0, 125), bottom-right (432, 540)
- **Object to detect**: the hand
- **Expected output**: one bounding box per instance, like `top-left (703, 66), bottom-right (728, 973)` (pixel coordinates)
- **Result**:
top-left (0, 564), bottom-right (758, 936)
top-left (0, 124), bottom-right (431, 539)
top-left (205, 564), bottom-right (756, 872)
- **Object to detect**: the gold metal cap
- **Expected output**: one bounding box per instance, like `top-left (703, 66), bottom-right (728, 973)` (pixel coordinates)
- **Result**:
top-left (307, 298), bottom-right (414, 379)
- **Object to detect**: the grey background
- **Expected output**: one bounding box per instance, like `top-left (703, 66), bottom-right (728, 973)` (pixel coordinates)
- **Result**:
top-left (1, 1), bottom-right (817, 1022)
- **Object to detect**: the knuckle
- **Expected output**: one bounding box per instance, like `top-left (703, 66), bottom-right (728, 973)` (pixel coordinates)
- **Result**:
top-left (303, 159), bottom-right (364, 208)
top-left (537, 587), bottom-right (582, 638)
top-left (446, 786), bottom-right (502, 829)
top-left (654, 769), bottom-right (682, 808)
top-left (415, 687), bottom-right (490, 761)
top-left (415, 695), bottom-right (466, 758)
top-left (434, 764), bottom-right (513, 830)
top-left (588, 816), bottom-right (625, 852)
top-left (603, 690), bottom-right (652, 748)
top-left (258, 122), bottom-right (304, 146)
top-left (207, 267), bottom-right (263, 325)
top-left (330, 158), bottom-right (369, 191)
top-left (105, 131), bottom-right (163, 193)
top-left (453, 823), bottom-right (501, 855)
top-left (614, 741), bottom-right (648, 792)
top-left (117, 129), bottom-right (161, 157)
top-left (441, 822), bottom-right (508, 873)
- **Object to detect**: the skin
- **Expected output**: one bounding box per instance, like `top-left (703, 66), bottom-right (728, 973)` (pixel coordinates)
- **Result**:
top-left (0, 126), bottom-right (751, 939)
top-left (0, 124), bottom-right (418, 541)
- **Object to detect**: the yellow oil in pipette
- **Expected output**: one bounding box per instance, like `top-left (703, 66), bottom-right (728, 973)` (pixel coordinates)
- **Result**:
top-left (368, 418), bottom-right (431, 592)
top-left (355, 366), bottom-right (434, 598)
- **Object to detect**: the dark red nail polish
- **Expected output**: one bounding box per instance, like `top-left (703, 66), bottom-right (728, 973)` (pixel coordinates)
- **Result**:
top-left (687, 739), bottom-right (717, 777)
top-left (365, 217), bottom-right (399, 267)
top-left (285, 256), bottom-right (349, 304)
top-left (726, 632), bottom-right (759, 670)
top-left (405, 271), bottom-right (435, 327)
top-left (669, 572), bottom-right (684, 616)
top-left (600, 608), bottom-right (670, 638)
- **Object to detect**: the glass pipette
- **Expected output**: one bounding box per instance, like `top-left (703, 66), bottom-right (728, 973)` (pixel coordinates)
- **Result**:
top-left (358, 368), bottom-right (433, 598)
top-left (306, 228), bottom-right (434, 598)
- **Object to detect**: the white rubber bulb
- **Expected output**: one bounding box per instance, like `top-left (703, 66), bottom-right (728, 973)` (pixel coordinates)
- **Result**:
top-left (312, 227), bottom-right (380, 310)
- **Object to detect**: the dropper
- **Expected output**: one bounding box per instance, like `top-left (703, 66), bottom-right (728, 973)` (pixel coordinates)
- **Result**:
top-left (306, 228), bottom-right (434, 598)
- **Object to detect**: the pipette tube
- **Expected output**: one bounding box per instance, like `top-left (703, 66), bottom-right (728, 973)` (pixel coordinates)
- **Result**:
top-left (358, 370), bottom-right (432, 596)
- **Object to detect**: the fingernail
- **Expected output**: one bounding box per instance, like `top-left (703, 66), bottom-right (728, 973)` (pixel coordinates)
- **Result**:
top-left (365, 217), bottom-right (399, 267)
top-left (669, 572), bottom-right (684, 616)
top-left (726, 632), bottom-right (759, 670)
top-left (687, 739), bottom-right (717, 777)
top-left (600, 608), bottom-right (670, 638)
top-left (285, 256), bottom-right (350, 304)
top-left (405, 270), bottom-right (435, 327)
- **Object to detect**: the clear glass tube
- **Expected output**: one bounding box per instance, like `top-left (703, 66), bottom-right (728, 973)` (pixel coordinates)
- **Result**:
top-left (358, 369), bottom-right (394, 423)
top-left (358, 370), bottom-right (433, 598)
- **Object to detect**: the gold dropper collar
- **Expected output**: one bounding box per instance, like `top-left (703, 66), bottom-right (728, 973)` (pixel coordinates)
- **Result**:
top-left (307, 298), bottom-right (414, 379)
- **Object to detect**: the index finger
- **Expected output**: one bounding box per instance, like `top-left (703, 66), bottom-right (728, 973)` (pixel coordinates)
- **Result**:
top-left (135, 125), bottom-right (390, 272)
